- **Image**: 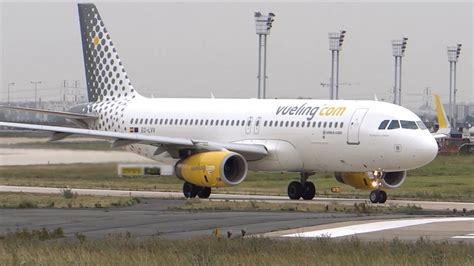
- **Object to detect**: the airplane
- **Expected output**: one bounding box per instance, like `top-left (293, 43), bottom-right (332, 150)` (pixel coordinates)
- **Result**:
top-left (0, 3), bottom-right (438, 204)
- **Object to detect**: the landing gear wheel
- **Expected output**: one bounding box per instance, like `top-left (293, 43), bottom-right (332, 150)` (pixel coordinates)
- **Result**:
top-left (302, 182), bottom-right (316, 200)
top-left (183, 182), bottom-right (198, 198)
top-left (369, 190), bottom-right (380, 203)
top-left (288, 181), bottom-right (303, 200)
top-left (197, 187), bottom-right (212, 199)
top-left (378, 190), bottom-right (387, 203)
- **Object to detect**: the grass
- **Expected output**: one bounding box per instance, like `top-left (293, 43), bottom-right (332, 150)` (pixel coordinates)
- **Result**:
top-left (173, 199), bottom-right (424, 214)
top-left (0, 234), bottom-right (472, 265)
top-left (0, 192), bottom-right (140, 208)
top-left (0, 155), bottom-right (472, 201)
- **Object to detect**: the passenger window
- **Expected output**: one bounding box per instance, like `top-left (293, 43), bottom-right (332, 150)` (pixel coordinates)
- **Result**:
top-left (290, 121), bottom-right (294, 127)
top-left (269, 121), bottom-right (273, 127)
top-left (264, 121), bottom-right (267, 127)
top-left (296, 121), bottom-right (300, 127)
top-left (236, 120), bottom-right (239, 126)
top-left (416, 121), bottom-right (427, 130)
top-left (323, 122), bottom-right (327, 128)
top-left (285, 121), bottom-right (289, 127)
top-left (280, 121), bottom-right (284, 127)
top-left (130, 118), bottom-right (134, 124)
top-left (189, 119), bottom-right (193, 125)
top-left (318, 122), bottom-right (322, 128)
top-left (334, 122), bottom-right (338, 128)
top-left (312, 121), bottom-right (316, 127)
top-left (400, 120), bottom-right (418, 129)
top-left (255, 120), bottom-right (259, 127)
top-left (387, 120), bottom-right (400, 130)
top-left (231, 120), bottom-right (235, 126)
top-left (378, 120), bottom-right (390, 130)
top-left (329, 122), bottom-right (332, 128)
top-left (340, 122), bottom-right (344, 128)
top-left (155, 119), bottom-right (158, 124)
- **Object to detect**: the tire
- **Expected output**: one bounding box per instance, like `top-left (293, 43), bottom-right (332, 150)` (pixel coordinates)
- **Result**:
top-left (288, 181), bottom-right (303, 200)
top-left (369, 190), bottom-right (380, 204)
top-left (197, 187), bottom-right (212, 199)
top-left (378, 190), bottom-right (387, 203)
top-left (183, 182), bottom-right (198, 198)
top-left (302, 182), bottom-right (316, 200)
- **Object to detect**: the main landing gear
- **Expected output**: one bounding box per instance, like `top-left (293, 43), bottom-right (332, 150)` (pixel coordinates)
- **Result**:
top-left (183, 182), bottom-right (211, 199)
top-left (369, 171), bottom-right (387, 203)
top-left (287, 172), bottom-right (316, 200)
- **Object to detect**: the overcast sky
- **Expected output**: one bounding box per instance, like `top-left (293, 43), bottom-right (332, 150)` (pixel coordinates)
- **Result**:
top-left (1, 1), bottom-right (472, 110)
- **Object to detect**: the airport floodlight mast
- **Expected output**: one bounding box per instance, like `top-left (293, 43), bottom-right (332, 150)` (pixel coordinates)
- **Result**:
top-left (7, 82), bottom-right (15, 105)
top-left (30, 81), bottom-right (42, 106)
top-left (254, 11), bottom-right (275, 99)
top-left (328, 30), bottom-right (346, 100)
top-left (391, 37), bottom-right (408, 105)
top-left (447, 43), bottom-right (462, 130)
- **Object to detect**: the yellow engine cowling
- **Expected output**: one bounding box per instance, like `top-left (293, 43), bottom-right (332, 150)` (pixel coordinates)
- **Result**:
top-left (175, 151), bottom-right (248, 188)
top-left (335, 171), bottom-right (407, 190)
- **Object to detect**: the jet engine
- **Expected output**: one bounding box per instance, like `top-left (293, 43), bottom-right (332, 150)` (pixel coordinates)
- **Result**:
top-left (175, 151), bottom-right (248, 187)
top-left (335, 171), bottom-right (407, 189)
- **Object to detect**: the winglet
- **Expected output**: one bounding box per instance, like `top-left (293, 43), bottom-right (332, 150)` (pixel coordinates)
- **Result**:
top-left (433, 94), bottom-right (451, 134)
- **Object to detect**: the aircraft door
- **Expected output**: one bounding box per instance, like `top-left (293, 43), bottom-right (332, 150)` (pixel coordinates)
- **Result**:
top-left (245, 117), bottom-right (253, 134)
top-left (254, 117), bottom-right (262, 134)
top-left (347, 108), bottom-right (369, 145)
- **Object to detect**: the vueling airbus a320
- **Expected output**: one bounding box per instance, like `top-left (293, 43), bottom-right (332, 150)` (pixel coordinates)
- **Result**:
top-left (0, 3), bottom-right (438, 203)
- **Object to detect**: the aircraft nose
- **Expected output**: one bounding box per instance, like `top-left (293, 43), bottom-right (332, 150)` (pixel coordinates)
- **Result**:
top-left (418, 135), bottom-right (438, 166)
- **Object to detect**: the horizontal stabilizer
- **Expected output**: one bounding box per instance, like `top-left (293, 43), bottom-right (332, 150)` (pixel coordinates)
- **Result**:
top-left (0, 105), bottom-right (97, 120)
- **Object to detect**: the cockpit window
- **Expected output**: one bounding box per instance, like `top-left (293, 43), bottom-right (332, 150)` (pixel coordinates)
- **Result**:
top-left (387, 120), bottom-right (400, 130)
top-left (378, 120), bottom-right (390, 130)
top-left (400, 120), bottom-right (418, 130)
top-left (416, 121), bottom-right (427, 130)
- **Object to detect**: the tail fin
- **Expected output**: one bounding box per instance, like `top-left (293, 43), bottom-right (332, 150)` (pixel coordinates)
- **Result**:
top-left (78, 3), bottom-right (138, 102)
top-left (433, 94), bottom-right (451, 134)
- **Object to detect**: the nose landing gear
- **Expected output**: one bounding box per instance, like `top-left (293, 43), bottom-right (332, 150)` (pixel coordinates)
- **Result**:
top-left (369, 171), bottom-right (387, 203)
top-left (287, 172), bottom-right (316, 200)
top-left (369, 190), bottom-right (387, 203)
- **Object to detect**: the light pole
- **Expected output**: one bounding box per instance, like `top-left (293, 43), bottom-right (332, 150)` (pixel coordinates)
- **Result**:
top-left (254, 12), bottom-right (275, 99)
top-left (391, 37), bottom-right (408, 105)
top-left (447, 44), bottom-right (462, 130)
top-left (328, 30), bottom-right (346, 100)
top-left (7, 82), bottom-right (14, 104)
top-left (30, 81), bottom-right (42, 106)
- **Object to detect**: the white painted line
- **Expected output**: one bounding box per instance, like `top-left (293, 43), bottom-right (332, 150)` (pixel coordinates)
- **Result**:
top-left (451, 235), bottom-right (474, 239)
top-left (283, 217), bottom-right (474, 238)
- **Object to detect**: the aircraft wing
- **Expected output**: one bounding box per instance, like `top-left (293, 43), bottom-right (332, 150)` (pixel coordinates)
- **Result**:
top-left (0, 122), bottom-right (268, 160)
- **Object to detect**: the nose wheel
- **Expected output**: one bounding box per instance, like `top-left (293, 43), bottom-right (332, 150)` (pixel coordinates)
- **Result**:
top-left (287, 172), bottom-right (316, 200)
top-left (369, 190), bottom-right (387, 204)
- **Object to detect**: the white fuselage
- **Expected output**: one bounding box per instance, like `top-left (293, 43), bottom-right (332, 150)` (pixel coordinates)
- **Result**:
top-left (91, 96), bottom-right (438, 173)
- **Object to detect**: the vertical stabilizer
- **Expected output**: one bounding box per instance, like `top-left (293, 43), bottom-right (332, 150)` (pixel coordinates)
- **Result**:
top-left (434, 94), bottom-right (451, 134)
top-left (78, 3), bottom-right (138, 102)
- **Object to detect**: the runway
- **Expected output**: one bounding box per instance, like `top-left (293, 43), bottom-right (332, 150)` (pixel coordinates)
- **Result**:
top-left (1, 185), bottom-right (473, 211)
top-left (1, 198), bottom-right (471, 242)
